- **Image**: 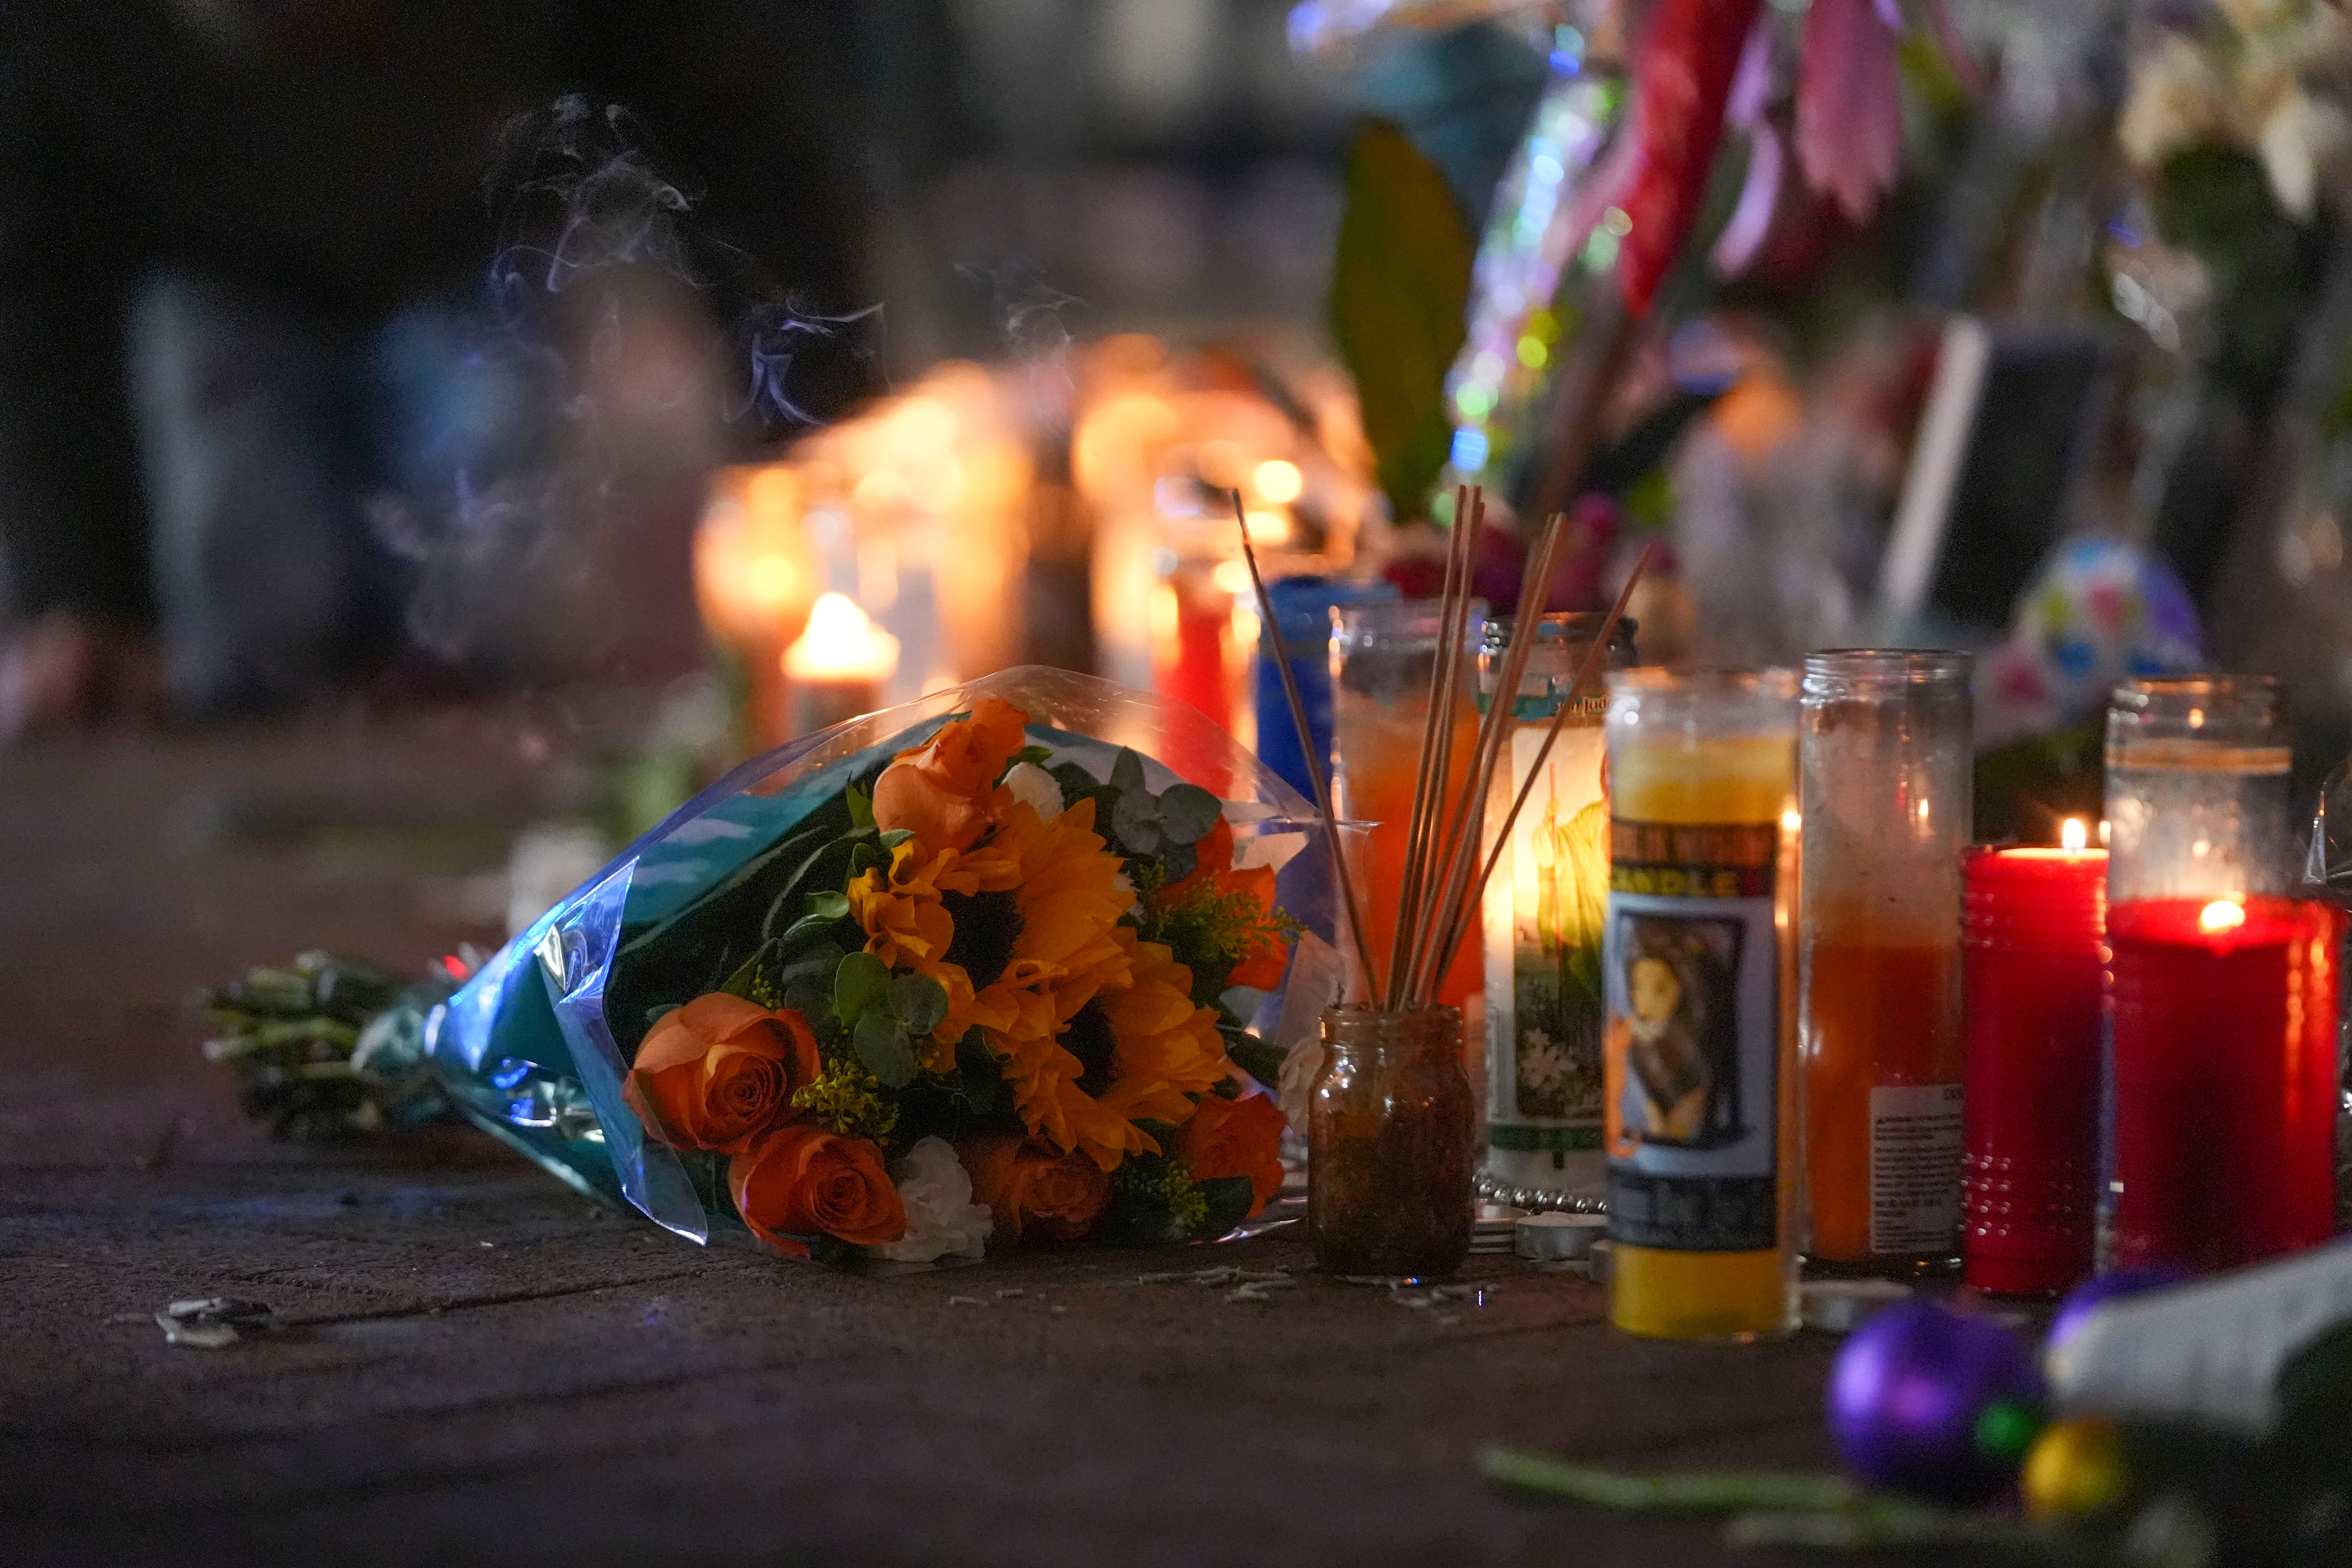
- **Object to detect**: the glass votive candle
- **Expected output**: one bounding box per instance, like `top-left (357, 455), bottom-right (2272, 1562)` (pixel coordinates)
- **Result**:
top-left (2102, 675), bottom-right (2341, 1272)
top-left (1332, 600), bottom-right (1485, 1007)
top-left (1603, 667), bottom-right (1799, 1339)
top-left (1797, 650), bottom-right (1974, 1278)
top-left (1253, 575), bottom-right (1394, 805)
top-left (1477, 610), bottom-right (1639, 1208)
top-left (1962, 830), bottom-right (2105, 1296)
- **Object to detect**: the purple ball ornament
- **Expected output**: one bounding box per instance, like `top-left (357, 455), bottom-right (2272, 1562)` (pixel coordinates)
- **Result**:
top-left (2045, 1267), bottom-right (2190, 1360)
top-left (1826, 1298), bottom-right (2045, 1504)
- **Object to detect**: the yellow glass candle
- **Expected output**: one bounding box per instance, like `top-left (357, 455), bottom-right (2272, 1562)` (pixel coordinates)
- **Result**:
top-left (1602, 670), bottom-right (1799, 1339)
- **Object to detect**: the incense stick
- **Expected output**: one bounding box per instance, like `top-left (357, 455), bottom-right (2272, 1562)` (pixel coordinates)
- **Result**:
top-left (1386, 485), bottom-right (1473, 1007)
top-left (1391, 486), bottom-right (1484, 1008)
top-left (1426, 546), bottom-right (1650, 981)
top-left (1231, 491), bottom-right (1379, 997)
top-left (1406, 503), bottom-right (1571, 1006)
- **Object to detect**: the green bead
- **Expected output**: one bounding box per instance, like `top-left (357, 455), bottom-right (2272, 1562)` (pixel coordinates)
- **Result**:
top-left (1974, 1398), bottom-right (2047, 1463)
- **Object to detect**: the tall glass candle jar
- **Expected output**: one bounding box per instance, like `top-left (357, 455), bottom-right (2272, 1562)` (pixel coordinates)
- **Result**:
top-left (1798, 651), bottom-right (1973, 1277)
top-left (1309, 1005), bottom-right (1475, 1279)
top-left (1604, 668), bottom-right (1799, 1339)
top-left (1478, 612), bottom-right (1640, 1209)
top-left (1333, 602), bottom-right (1485, 1008)
top-left (2102, 675), bottom-right (2342, 1272)
top-left (1962, 833), bottom-right (2106, 1297)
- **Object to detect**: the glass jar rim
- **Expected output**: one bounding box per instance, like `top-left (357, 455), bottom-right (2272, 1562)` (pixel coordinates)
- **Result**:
top-left (1802, 648), bottom-right (1972, 689)
top-left (2109, 673), bottom-right (2279, 708)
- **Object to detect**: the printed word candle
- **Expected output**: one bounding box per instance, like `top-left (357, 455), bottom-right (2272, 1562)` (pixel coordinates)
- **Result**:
top-left (2102, 675), bottom-right (2341, 1273)
top-left (1603, 668), bottom-right (1800, 1340)
top-left (1961, 820), bottom-right (2105, 1296)
top-left (783, 593), bottom-right (899, 736)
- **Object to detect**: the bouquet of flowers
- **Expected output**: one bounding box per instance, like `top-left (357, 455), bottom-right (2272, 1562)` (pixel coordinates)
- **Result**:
top-left (243, 669), bottom-right (1345, 1266)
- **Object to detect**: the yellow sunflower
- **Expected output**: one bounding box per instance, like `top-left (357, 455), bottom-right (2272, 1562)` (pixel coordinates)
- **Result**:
top-left (849, 795), bottom-right (1136, 1079)
top-left (1008, 925), bottom-right (1231, 1171)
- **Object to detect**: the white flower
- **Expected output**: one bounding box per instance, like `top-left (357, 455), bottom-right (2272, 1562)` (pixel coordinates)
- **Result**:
top-left (1001, 761), bottom-right (1064, 824)
top-left (870, 1137), bottom-right (994, 1263)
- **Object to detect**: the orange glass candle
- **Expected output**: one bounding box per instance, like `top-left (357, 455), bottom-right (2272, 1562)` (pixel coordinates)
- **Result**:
top-left (1797, 651), bottom-right (1973, 1276)
top-left (1333, 603), bottom-right (1483, 1007)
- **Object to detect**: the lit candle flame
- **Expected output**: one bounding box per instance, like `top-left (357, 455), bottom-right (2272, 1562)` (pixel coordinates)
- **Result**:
top-left (2061, 817), bottom-right (2087, 853)
top-left (784, 593), bottom-right (899, 683)
top-left (2198, 898), bottom-right (2246, 935)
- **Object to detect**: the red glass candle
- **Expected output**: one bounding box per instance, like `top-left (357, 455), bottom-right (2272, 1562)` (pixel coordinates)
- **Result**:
top-left (1962, 838), bottom-right (2107, 1296)
top-left (2105, 894), bottom-right (2344, 1274)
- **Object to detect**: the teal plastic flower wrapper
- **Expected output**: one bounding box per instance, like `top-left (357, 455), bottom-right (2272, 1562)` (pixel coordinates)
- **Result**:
top-left (425, 667), bottom-right (1343, 1244)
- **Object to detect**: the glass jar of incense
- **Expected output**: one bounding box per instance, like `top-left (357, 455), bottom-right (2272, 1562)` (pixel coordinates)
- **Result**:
top-left (1309, 1004), bottom-right (1475, 1279)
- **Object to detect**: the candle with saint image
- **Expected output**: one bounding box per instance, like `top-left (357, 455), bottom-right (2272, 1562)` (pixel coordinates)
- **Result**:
top-left (783, 593), bottom-right (899, 735)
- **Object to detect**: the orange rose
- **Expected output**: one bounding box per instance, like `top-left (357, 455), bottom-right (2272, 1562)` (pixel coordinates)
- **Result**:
top-left (622, 993), bottom-right (821, 1154)
top-left (1171, 1091), bottom-right (1286, 1217)
top-left (730, 1122), bottom-right (907, 1256)
top-left (956, 1131), bottom-right (1112, 1244)
top-left (871, 697), bottom-right (1030, 856)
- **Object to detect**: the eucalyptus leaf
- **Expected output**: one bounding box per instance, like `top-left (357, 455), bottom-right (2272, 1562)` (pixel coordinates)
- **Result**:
top-left (807, 890), bottom-right (850, 920)
top-left (878, 828), bottom-right (914, 850)
top-left (1112, 788), bottom-right (1163, 853)
top-left (1156, 784), bottom-right (1221, 845)
top-left (834, 950), bottom-right (893, 1023)
top-left (1109, 748), bottom-right (1146, 796)
top-left (854, 1010), bottom-right (918, 1087)
top-left (893, 973), bottom-right (949, 1034)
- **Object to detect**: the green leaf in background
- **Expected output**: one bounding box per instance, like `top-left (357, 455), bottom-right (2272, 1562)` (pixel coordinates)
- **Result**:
top-left (844, 782), bottom-right (875, 832)
top-left (1330, 120), bottom-right (1474, 528)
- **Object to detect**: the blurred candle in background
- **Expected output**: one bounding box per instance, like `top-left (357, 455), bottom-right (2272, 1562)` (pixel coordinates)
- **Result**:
top-left (1961, 820), bottom-right (2105, 1297)
top-left (694, 464), bottom-right (818, 747)
top-left (1254, 575), bottom-right (1392, 803)
top-left (784, 592), bottom-right (899, 735)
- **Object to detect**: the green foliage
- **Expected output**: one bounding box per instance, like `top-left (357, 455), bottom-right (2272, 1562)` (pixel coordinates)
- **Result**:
top-left (1330, 120), bottom-right (1475, 527)
top-left (1104, 747), bottom-right (1221, 855)
top-left (832, 951), bottom-right (946, 1089)
top-left (791, 1058), bottom-right (900, 1142)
